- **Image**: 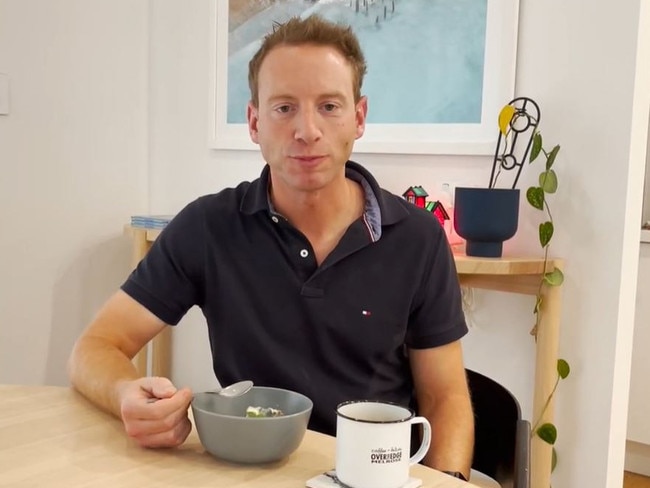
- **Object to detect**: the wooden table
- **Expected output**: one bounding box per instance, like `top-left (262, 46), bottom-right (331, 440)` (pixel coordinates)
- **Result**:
top-left (126, 226), bottom-right (563, 488)
top-left (0, 385), bottom-right (476, 487)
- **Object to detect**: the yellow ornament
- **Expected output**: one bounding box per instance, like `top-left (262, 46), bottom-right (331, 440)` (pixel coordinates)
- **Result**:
top-left (498, 104), bottom-right (516, 136)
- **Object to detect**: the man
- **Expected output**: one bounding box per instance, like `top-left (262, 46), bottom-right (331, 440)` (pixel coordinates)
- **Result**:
top-left (68, 14), bottom-right (473, 481)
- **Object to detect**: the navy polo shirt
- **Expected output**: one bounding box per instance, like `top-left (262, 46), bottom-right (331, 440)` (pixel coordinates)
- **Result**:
top-left (122, 161), bottom-right (467, 436)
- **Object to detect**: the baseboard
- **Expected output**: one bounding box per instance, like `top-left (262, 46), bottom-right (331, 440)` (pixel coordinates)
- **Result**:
top-left (626, 440), bottom-right (650, 476)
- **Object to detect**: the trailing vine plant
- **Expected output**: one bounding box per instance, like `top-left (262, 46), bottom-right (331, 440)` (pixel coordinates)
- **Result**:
top-left (496, 101), bottom-right (572, 475)
top-left (525, 130), bottom-right (570, 472)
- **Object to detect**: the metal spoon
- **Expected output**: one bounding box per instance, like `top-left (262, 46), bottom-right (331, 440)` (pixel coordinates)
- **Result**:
top-left (324, 471), bottom-right (354, 488)
top-left (206, 380), bottom-right (253, 398)
top-left (147, 380), bottom-right (254, 404)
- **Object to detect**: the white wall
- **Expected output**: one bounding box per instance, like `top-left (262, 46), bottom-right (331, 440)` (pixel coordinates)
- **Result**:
top-left (1, 0), bottom-right (647, 487)
top-left (0, 0), bottom-right (149, 385)
top-left (628, 244), bottom-right (650, 436)
top-left (147, 1), bottom-right (648, 487)
top-left (626, 91), bottom-right (650, 478)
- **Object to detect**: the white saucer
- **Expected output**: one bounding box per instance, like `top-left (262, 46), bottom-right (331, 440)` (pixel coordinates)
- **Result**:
top-left (306, 470), bottom-right (422, 488)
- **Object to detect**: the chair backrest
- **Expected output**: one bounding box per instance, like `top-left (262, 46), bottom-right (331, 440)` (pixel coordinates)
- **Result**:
top-left (467, 369), bottom-right (531, 488)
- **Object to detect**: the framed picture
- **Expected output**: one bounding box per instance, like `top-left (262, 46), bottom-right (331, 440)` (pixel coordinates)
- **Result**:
top-left (208, 0), bottom-right (519, 155)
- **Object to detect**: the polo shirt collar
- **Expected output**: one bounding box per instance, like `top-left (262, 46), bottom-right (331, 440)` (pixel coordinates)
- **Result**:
top-left (240, 161), bottom-right (408, 230)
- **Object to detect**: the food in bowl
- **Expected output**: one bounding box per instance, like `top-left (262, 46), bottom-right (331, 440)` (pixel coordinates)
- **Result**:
top-left (245, 405), bottom-right (284, 417)
top-left (191, 386), bottom-right (313, 464)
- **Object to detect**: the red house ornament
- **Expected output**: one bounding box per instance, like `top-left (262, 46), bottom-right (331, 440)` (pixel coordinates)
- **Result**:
top-left (402, 186), bottom-right (450, 228)
top-left (402, 186), bottom-right (428, 208)
top-left (425, 201), bottom-right (450, 227)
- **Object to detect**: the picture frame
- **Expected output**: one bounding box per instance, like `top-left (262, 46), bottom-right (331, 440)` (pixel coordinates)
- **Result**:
top-left (208, 0), bottom-right (519, 155)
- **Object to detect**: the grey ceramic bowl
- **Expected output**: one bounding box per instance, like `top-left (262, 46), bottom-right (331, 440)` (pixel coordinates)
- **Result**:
top-left (191, 386), bottom-right (313, 464)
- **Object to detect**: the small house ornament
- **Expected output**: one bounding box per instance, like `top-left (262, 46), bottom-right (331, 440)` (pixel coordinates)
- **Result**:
top-left (402, 186), bottom-right (428, 208)
top-left (425, 201), bottom-right (450, 227)
top-left (402, 186), bottom-right (450, 228)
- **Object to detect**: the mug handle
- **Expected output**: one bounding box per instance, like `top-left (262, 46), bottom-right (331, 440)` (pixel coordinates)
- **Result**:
top-left (408, 416), bottom-right (432, 465)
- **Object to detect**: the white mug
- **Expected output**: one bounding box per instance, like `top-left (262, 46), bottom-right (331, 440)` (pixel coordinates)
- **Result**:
top-left (335, 400), bottom-right (432, 488)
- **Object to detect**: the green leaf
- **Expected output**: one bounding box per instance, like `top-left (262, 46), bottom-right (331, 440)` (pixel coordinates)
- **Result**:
top-left (539, 170), bottom-right (558, 193)
top-left (539, 221), bottom-right (554, 247)
top-left (546, 145), bottom-right (560, 170)
top-left (527, 187), bottom-right (544, 210)
top-left (544, 268), bottom-right (565, 286)
top-left (537, 423), bottom-right (557, 445)
top-left (552, 447), bottom-right (558, 471)
top-left (530, 132), bottom-right (543, 162)
top-left (557, 359), bottom-right (571, 379)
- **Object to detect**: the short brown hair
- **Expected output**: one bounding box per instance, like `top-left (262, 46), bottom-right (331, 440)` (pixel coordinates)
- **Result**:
top-left (248, 15), bottom-right (367, 107)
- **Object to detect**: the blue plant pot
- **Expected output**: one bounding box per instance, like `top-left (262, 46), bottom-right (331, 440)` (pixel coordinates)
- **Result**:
top-left (454, 187), bottom-right (520, 258)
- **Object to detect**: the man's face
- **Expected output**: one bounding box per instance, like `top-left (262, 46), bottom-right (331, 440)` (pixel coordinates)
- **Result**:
top-left (247, 44), bottom-right (367, 194)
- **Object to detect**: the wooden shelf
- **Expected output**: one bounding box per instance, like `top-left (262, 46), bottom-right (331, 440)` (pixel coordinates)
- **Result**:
top-left (454, 253), bottom-right (557, 275)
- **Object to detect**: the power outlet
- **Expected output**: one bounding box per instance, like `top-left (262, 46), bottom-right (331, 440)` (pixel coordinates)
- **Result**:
top-left (0, 73), bottom-right (9, 115)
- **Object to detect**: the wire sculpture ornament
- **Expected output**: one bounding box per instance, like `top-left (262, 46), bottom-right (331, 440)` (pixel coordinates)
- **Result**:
top-left (489, 97), bottom-right (541, 189)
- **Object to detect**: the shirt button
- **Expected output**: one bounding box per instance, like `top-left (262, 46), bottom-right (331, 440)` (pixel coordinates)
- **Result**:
top-left (271, 215), bottom-right (279, 223)
top-left (300, 249), bottom-right (309, 258)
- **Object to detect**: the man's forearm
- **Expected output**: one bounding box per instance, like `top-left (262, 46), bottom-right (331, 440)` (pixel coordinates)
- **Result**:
top-left (67, 335), bottom-right (141, 418)
top-left (419, 392), bottom-right (474, 478)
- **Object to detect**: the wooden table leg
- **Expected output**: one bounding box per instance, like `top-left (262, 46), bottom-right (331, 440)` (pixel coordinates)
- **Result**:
top-left (127, 227), bottom-right (172, 379)
top-left (130, 228), bottom-right (151, 377)
top-left (151, 327), bottom-right (172, 378)
top-left (531, 264), bottom-right (563, 488)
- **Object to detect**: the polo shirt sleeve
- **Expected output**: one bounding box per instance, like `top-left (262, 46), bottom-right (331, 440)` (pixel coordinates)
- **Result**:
top-left (121, 201), bottom-right (205, 325)
top-left (405, 230), bottom-right (468, 349)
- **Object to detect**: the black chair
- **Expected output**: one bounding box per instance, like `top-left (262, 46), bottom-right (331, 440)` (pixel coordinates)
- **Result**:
top-left (467, 369), bottom-right (531, 488)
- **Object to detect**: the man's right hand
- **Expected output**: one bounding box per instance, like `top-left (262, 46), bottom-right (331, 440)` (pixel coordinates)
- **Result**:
top-left (117, 376), bottom-right (193, 448)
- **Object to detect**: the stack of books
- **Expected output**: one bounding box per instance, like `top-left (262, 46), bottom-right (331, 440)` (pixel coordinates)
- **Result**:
top-left (130, 215), bottom-right (174, 230)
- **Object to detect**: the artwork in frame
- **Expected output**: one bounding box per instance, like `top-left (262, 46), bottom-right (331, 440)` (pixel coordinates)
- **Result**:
top-left (208, 0), bottom-right (519, 155)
